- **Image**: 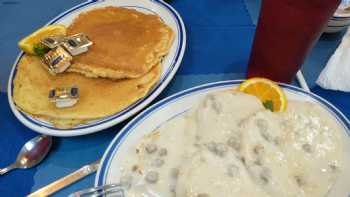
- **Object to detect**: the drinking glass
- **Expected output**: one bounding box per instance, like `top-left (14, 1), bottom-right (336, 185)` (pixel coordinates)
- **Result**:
top-left (247, 0), bottom-right (341, 83)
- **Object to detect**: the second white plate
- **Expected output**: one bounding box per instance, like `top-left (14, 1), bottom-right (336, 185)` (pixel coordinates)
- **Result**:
top-left (96, 80), bottom-right (350, 197)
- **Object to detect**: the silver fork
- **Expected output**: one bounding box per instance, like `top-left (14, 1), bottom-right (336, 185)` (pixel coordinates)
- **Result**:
top-left (69, 184), bottom-right (125, 197)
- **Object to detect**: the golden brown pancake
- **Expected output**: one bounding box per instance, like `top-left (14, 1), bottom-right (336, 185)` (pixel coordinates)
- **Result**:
top-left (13, 55), bottom-right (160, 128)
top-left (66, 6), bottom-right (174, 79)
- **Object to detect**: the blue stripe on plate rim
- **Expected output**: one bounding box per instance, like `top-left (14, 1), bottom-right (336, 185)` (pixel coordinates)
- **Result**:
top-left (95, 80), bottom-right (350, 186)
top-left (327, 24), bottom-right (350, 27)
top-left (8, 0), bottom-right (184, 131)
top-left (331, 17), bottom-right (350, 21)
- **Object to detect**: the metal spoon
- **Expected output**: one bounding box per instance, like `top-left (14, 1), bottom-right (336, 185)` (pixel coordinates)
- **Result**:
top-left (0, 135), bottom-right (52, 175)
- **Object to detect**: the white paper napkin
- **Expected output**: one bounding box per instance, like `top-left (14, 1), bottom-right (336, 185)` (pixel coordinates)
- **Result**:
top-left (317, 28), bottom-right (350, 91)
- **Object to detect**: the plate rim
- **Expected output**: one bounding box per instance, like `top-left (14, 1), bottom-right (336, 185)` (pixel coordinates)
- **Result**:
top-left (95, 79), bottom-right (350, 186)
top-left (7, 0), bottom-right (186, 137)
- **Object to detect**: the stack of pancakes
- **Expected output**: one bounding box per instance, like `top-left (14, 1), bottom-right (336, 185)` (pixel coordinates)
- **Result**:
top-left (13, 7), bottom-right (174, 128)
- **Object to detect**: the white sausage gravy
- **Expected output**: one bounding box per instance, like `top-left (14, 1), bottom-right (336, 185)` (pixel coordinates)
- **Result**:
top-left (116, 91), bottom-right (348, 197)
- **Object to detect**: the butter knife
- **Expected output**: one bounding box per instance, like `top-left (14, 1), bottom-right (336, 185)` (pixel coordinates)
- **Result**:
top-left (27, 159), bottom-right (100, 197)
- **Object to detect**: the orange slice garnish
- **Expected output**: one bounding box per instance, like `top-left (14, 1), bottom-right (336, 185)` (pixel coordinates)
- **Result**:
top-left (238, 77), bottom-right (287, 112)
top-left (18, 25), bottom-right (66, 55)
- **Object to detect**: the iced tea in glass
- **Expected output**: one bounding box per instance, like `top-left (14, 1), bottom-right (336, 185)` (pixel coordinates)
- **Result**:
top-left (247, 0), bottom-right (341, 83)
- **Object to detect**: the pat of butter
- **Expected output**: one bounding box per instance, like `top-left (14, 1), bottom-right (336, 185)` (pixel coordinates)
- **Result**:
top-left (49, 86), bottom-right (79, 108)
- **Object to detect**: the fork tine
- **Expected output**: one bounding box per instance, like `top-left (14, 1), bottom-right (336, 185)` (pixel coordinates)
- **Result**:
top-left (77, 184), bottom-right (120, 195)
top-left (88, 185), bottom-right (124, 197)
top-left (69, 184), bottom-right (124, 197)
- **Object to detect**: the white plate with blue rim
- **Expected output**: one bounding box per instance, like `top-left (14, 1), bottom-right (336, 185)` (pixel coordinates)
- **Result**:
top-left (325, 0), bottom-right (350, 33)
top-left (7, 0), bottom-right (186, 137)
top-left (95, 80), bottom-right (350, 196)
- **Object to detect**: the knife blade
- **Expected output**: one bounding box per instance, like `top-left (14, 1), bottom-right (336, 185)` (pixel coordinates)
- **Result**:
top-left (27, 159), bottom-right (100, 197)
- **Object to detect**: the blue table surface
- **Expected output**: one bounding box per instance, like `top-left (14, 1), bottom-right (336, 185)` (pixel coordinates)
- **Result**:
top-left (1, 0), bottom-right (350, 196)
